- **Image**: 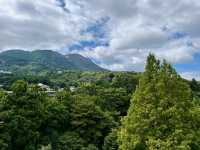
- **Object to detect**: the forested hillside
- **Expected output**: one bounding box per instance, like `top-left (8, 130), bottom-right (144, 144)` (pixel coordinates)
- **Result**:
top-left (0, 55), bottom-right (200, 150)
top-left (0, 50), bottom-right (105, 73)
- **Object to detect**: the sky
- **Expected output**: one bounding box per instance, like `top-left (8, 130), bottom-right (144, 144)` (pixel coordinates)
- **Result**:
top-left (0, 0), bottom-right (200, 80)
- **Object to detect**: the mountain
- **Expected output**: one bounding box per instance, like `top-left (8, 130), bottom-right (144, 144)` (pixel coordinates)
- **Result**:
top-left (0, 50), bottom-right (106, 73)
top-left (65, 54), bottom-right (104, 71)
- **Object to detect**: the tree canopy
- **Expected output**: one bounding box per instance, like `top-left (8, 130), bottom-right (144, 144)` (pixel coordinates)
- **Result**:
top-left (0, 54), bottom-right (200, 150)
top-left (118, 54), bottom-right (200, 150)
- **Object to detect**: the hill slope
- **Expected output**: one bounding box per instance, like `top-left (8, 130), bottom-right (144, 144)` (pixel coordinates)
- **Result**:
top-left (0, 50), bottom-right (106, 73)
top-left (66, 54), bottom-right (104, 71)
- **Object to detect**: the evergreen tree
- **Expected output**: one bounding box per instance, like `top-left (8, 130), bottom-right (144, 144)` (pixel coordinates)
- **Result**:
top-left (190, 79), bottom-right (200, 98)
top-left (118, 54), bottom-right (200, 150)
top-left (103, 129), bottom-right (118, 150)
top-left (190, 78), bottom-right (200, 92)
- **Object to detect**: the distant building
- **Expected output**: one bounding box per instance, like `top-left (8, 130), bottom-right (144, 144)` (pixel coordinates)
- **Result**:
top-left (37, 83), bottom-right (57, 97)
top-left (6, 91), bottom-right (13, 94)
top-left (38, 83), bottom-right (51, 91)
top-left (57, 71), bottom-right (63, 74)
top-left (0, 121), bottom-right (4, 125)
top-left (70, 86), bottom-right (76, 92)
top-left (0, 70), bottom-right (12, 74)
top-left (45, 90), bottom-right (56, 97)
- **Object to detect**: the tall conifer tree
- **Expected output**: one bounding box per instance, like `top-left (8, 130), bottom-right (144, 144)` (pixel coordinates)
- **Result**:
top-left (118, 54), bottom-right (200, 150)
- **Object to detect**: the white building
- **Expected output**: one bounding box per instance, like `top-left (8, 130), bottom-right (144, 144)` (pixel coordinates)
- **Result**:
top-left (38, 83), bottom-right (51, 91)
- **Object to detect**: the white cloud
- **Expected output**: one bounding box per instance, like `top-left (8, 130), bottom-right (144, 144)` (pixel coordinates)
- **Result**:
top-left (75, 0), bottom-right (200, 71)
top-left (0, 0), bottom-right (92, 50)
top-left (0, 0), bottom-right (200, 72)
top-left (180, 72), bottom-right (200, 81)
top-left (154, 37), bottom-right (198, 63)
top-left (110, 25), bottom-right (169, 50)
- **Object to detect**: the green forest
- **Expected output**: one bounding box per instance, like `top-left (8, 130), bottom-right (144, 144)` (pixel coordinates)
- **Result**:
top-left (1, 54), bottom-right (200, 150)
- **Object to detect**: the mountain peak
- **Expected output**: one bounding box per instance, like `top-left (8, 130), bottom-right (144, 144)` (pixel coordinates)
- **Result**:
top-left (0, 50), bottom-right (106, 73)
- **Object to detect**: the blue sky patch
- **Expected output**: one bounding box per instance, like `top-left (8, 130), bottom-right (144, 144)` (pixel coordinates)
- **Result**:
top-left (56, 0), bottom-right (70, 12)
top-left (174, 53), bottom-right (200, 72)
top-left (84, 17), bottom-right (110, 39)
top-left (68, 40), bottom-right (109, 52)
top-left (169, 32), bottom-right (188, 40)
top-left (68, 17), bottom-right (110, 51)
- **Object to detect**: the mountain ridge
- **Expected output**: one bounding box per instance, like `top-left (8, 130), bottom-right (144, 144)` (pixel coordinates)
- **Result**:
top-left (0, 50), bottom-right (106, 73)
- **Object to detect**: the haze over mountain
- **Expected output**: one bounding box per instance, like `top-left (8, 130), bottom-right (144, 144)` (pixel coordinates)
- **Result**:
top-left (0, 50), bottom-right (106, 73)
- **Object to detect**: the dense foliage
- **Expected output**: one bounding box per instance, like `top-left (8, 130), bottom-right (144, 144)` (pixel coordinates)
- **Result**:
top-left (0, 54), bottom-right (200, 150)
top-left (0, 70), bottom-right (139, 150)
top-left (118, 54), bottom-right (200, 150)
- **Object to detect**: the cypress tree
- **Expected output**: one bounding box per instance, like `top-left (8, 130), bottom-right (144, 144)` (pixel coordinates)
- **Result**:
top-left (118, 54), bottom-right (200, 150)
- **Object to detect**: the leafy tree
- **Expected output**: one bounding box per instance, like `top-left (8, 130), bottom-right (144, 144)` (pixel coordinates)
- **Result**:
top-left (0, 91), bottom-right (10, 150)
top-left (190, 78), bottom-right (200, 98)
top-left (118, 54), bottom-right (200, 150)
top-left (43, 99), bottom-right (69, 149)
top-left (97, 88), bottom-right (130, 117)
top-left (56, 132), bottom-right (85, 150)
top-left (103, 129), bottom-right (118, 150)
top-left (81, 144), bottom-right (99, 150)
top-left (1, 81), bottom-right (47, 150)
top-left (56, 132), bottom-right (99, 150)
top-left (76, 84), bottom-right (98, 96)
top-left (11, 80), bottom-right (27, 96)
top-left (190, 79), bottom-right (200, 91)
top-left (112, 73), bottom-right (139, 93)
top-left (43, 90), bottom-right (71, 149)
top-left (70, 94), bottom-right (115, 148)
